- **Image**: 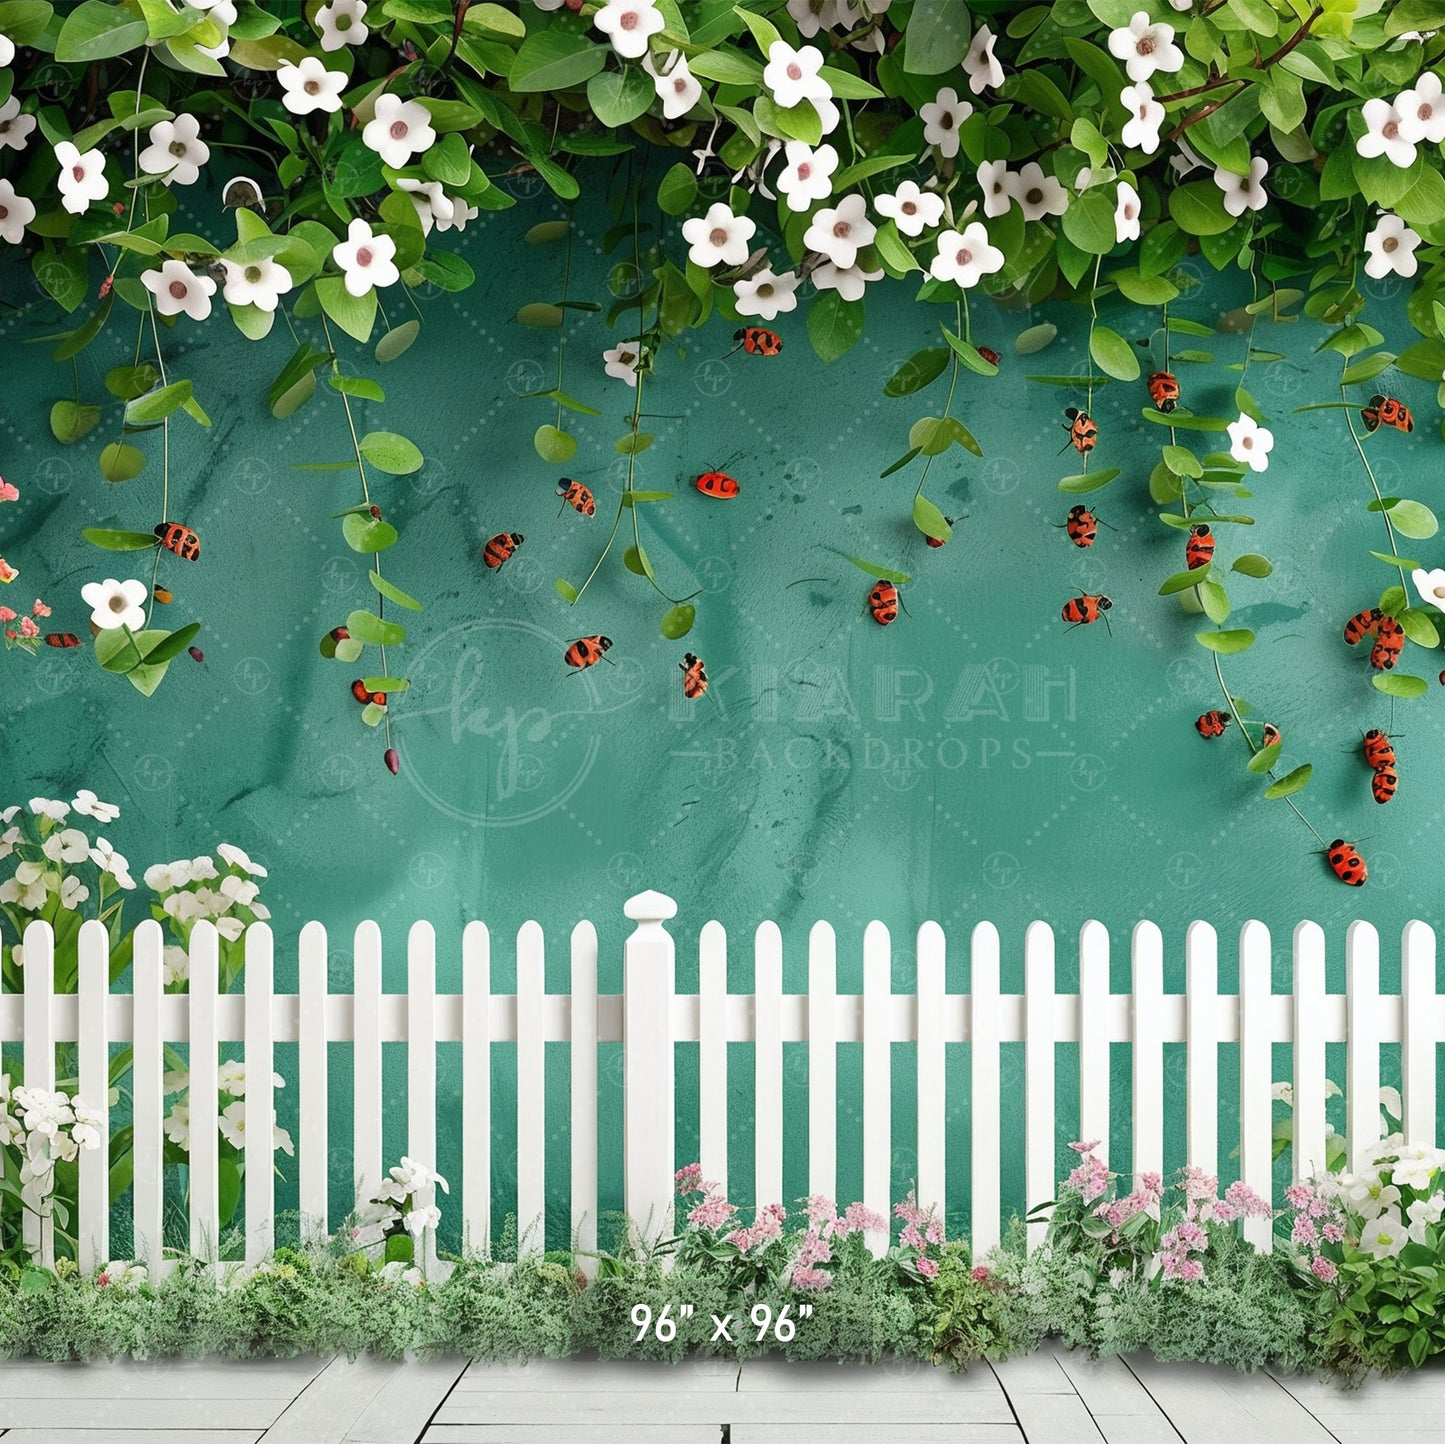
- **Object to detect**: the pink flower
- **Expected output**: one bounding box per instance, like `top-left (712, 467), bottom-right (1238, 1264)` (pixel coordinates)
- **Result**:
top-left (1180, 1167), bottom-right (1218, 1200)
top-left (1322, 1222), bottom-right (1344, 1243)
top-left (1292, 1214), bottom-right (1318, 1245)
top-left (971, 1265), bottom-right (990, 1282)
top-left (805, 1193), bottom-right (835, 1225)
top-left (0, 606), bottom-right (14, 622)
top-left (1068, 1140), bottom-right (1100, 1154)
top-left (31, 599), bottom-right (49, 617)
top-left (1284, 1182), bottom-right (1314, 1209)
top-left (0, 481), bottom-right (17, 503)
top-left (1224, 1181), bottom-right (1274, 1219)
top-left (0, 558), bottom-right (16, 583)
top-left (674, 1163), bottom-right (703, 1194)
top-left (924, 1219), bottom-right (943, 1245)
top-left (1140, 1173), bottom-right (1163, 1198)
top-left (96, 1271), bottom-right (111, 1286)
top-left (893, 1191), bottom-right (928, 1227)
top-left (1068, 1155), bottom-right (1111, 1203)
top-left (901, 1223), bottom-right (924, 1249)
top-left (1175, 1257), bottom-right (1204, 1282)
top-left (791, 1265), bottom-right (831, 1291)
top-left (916, 1256), bottom-right (939, 1278)
top-left (17, 616), bottom-right (37, 638)
top-left (843, 1201), bottom-right (888, 1235)
top-left (1311, 1255), bottom-right (1339, 1282)
top-left (1211, 1200), bottom-right (1238, 1224)
top-left (687, 1191), bottom-right (737, 1230)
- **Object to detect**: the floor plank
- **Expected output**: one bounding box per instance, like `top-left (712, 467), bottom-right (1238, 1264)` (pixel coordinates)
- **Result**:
top-left (342, 1355), bottom-right (469, 1443)
top-left (0, 1434), bottom-right (260, 1444)
top-left (1048, 1344), bottom-right (1184, 1442)
top-left (0, 1399), bottom-right (286, 1430)
top-left (730, 1429), bottom-right (1023, 1444)
top-left (424, 1428), bottom-right (723, 1444)
top-left (0, 1358), bottom-right (320, 1400)
top-left (990, 1350), bottom-right (1074, 1395)
top-left (1125, 1357), bottom-right (1339, 1444)
top-left (738, 1356), bottom-right (998, 1392)
top-left (453, 1355), bottom-right (740, 1392)
top-left (263, 1355), bottom-right (408, 1444)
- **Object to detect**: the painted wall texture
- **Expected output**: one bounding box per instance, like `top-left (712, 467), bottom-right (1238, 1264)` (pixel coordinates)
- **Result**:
top-left (3, 175), bottom-right (1440, 1244)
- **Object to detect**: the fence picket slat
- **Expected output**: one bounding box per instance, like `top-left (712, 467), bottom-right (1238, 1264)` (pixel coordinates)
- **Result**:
top-left (22, 921), bottom-right (55, 1265)
top-left (699, 920), bottom-right (728, 1200)
top-left (1402, 920), bottom-right (1437, 1148)
top-left (188, 921), bottom-right (220, 1264)
top-left (1185, 921), bottom-right (1218, 1181)
top-left (1024, 922), bottom-right (1056, 1250)
top-left (570, 921), bottom-right (598, 1276)
top-left (244, 924), bottom-right (276, 1265)
top-left (1345, 922), bottom-right (1381, 1172)
top-left (1078, 922), bottom-right (1110, 1166)
top-left (755, 922), bottom-right (783, 1209)
top-left (916, 922), bottom-right (945, 1221)
top-left (353, 921), bottom-right (383, 1210)
top-left (408, 922), bottom-right (438, 1272)
top-left (1131, 922), bottom-right (1164, 1182)
top-left (807, 922), bottom-right (837, 1207)
top-left (516, 920), bottom-right (546, 1251)
top-left (1239, 921), bottom-right (1273, 1249)
top-left (77, 920), bottom-right (109, 1273)
top-left (623, 891), bottom-right (677, 1244)
top-left (862, 921), bottom-right (891, 1256)
top-left (970, 923), bottom-right (1001, 1255)
top-left (131, 920), bottom-right (164, 1271)
top-left (1292, 922), bottom-right (1327, 1180)
top-left (298, 921), bottom-right (329, 1243)
top-left (461, 921), bottom-right (491, 1255)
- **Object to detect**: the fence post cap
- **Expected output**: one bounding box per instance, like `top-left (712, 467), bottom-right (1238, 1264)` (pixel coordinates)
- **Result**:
top-left (624, 890), bottom-right (678, 923)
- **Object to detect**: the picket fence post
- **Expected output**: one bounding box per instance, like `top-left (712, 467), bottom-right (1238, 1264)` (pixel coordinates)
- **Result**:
top-left (77, 919), bottom-right (109, 1273)
top-left (623, 890), bottom-right (676, 1244)
top-left (22, 920), bottom-right (55, 1266)
top-left (188, 920), bottom-right (220, 1264)
top-left (131, 920), bottom-right (164, 1270)
top-left (244, 923), bottom-right (275, 1267)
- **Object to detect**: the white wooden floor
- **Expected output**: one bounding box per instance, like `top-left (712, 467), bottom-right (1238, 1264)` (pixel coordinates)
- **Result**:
top-left (0, 1343), bottom-right (1439, 1443)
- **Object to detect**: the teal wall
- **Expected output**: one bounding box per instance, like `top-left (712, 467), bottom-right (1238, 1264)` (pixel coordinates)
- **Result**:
top-left (4, 171), bottom-right (1443, 1246)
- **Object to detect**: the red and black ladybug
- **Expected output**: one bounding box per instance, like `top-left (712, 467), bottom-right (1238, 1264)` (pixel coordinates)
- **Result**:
top-left (1362, 395), bottom-right (1413, 434)
top-left (154, 521), bottom-right (201, 561)
top-left (1185, 524), bottom-right (1215, 571)
top-left (696, 471), bottom-right (739, 499)
top-left (729, 326), bottom-right (783, 357)
top-left (483, 532), bottom-right (523, 569)
top-left (1325, 839), bottom-right (1367, 887)
top-left (1147, 370), bottom-right (1180, 414)
top-left (1195, 709), bottom-right (1230, 738)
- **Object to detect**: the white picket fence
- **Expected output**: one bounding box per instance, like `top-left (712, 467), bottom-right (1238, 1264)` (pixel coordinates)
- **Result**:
top-left (9, 894), bottom-right (1443, 1274)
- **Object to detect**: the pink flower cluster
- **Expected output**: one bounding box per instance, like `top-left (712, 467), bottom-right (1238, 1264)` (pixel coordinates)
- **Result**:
top-left (1067, 1150), bottom-right (1112, 1203)
top-left (725, 1201), bottom-right (787, 1251)
top-left (1282, 1180), bottom-right (1345, 1285)
top-left (1, 596), bottom-right (50, 645)
top-left (790, 1193), bottom-right (893, 1291)
top-left (1159, 1216), bottom-right (1209, 1282)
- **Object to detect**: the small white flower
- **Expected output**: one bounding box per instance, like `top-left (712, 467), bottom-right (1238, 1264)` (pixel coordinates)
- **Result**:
top-left (161, 947), bottom-right (189, 988)
top-left (142, 260), bottom-right (216, 321)
top-left (1392, 1144), bottom-right (1440, 1191)
top-left (811, 260), bottom-right (883, 302)
top-left (964, 25), bottom-right (1003, 95)
top-left (394, 178), bottom-right (455, 238)
top-left (274, 1122), bottom-right (294, 1156)
top-left (0, 96), bottom-right (36, 154)
top-left (71, 790), bottom-right (119, 824)
top-left (1007, 161), bottom-right (1068, 222)
top-left (603, 343), bottom-right (644, 386)
top-left (163, 1103), bottom-right (191, 1149)
top-left (1271, 1081), bottom-right (1295, 1106)
top-left (218, 1100), bottom-right (249, 1149)
top-left (59, 875), bottom-right (89, 911)
top-left (1226, 412), bottom-right (1273, 472)
top-left (976, 159), bottom-right (1012, 218)
top-left (1364, 213), bottom-right (1421, 280)
top-left (681, 202), bottom-right (756, 268)
top-left (811, 95), bottom-right (841, 136)
top-left (138, 114), bottom-right (210, 187)
top-left (1407, 1191), bottom-right (1445, 1242)
top-left (1120, 83), bottom-right (1165, 154)
top-left (217, 842), bottom-right (267, 877)
top-left (1115, 180), bottom-right (1141, 243)
top-left (29, 798), bottom-right (69, 822)
top-left (317, 0), bottom-right (368, 51)
top-left (920, 87), bottom-right (971, 160)
top-left (929, 222), bottom-right (1004, 289)
top-left (436, 196), bottom-right (478, 234)
top-left (1213, 156), bottom-right (1269, 217)
top-left (776, 141), bottom-right (838, 213)
top-left (1108, 12), bottom-right (1184, 84)
top-left (332, 218), bottom-right (399, 297)
top-left (80, 578), bottom-right (148, 632)
top-left (1170, 138), bottom-right (1207, 179)
top-left (1358, 98), bottom-right (1417, 169)
top-left (70, 1101), bottom-right (103, 1151)
top-left (733, 266), bottom-right (801, 320)
top-left (54, 140), bottom-right (109, 215)
top-left (43, 829), bottom-right (90, 865)
top-left (0, 33), bottom-right (11, 66)
top-left (803, 193), bottom-right (874, 269)
top-left (763, 40), bottom-right (831, 110)
top-left (219, 872), bottom-right (261, 906)
top-left (278, 57), bottom-right (347, 116)
top-left (874, 180), bottom-right (944, 236)
top-left (642, 50), bottom-right (701, 120)
top-left (403, 1203), bottom-right (442, 1235)
top-left (1379, 1085), bottom-right (1404, 1120)
top-left (189, 0), bottom-right (237, 21)
top-left (1396, 72), bottom-right (1445, 145)
top-left (363, 93), bottom-right (436, 169)
top-left (0, 827), bottom-right (19, 860)
top-left (1412, 567), bottom-right (1445, 612)
top-left (592, 0), bottom-right (664, 59)
top-left (0, 179), bottom-right (29, 246)
top-left (1360, 1207), bottom-right (1409, 1259)
top-left (221, 257), bottom-right (293, 312)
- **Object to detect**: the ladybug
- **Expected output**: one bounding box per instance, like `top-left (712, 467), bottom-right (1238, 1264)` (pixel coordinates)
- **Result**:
top-left (44, 633), bottom-right (80, 648)
top-left (1195, 709), bottom-right (1230, 738)
top-left (977, 346), bottom-right (1001, 367)
top-left (556, 479), bottom-right (596, 517)
top-left (1372, 764), bottom-right (1398, 805)
top-left (351, 679), bottom-right (386, 706)
top-left (1362, 395), bottom-right (1414, 434)
top-left (154, 521), bottom-right (201, 561)
top-left (868, 580), bottom-right (899, 626)
top-left (483, 532), bottom-right (523, 569)
top-left (1326, 839), bottom-right (1368, 887)
top-left (730, 326), bottom-right (783, 357)
top-left (1261, 723), bottom-right (1281, 749)
top-left (696, 471), bottom-right (739, 499)
top-left (1061, 593), bottom-right (1111, 627)
top-left (1185, 524), bottom-right (1215, 571)
top-left (680, 652), bottom-right (708, 698)
top-left (187, 645), bottom-right (204, 663)
top-left (925, 517), bottom-right (957, 548)
top-left (1370, 617), bottom-right (1404, 671)
top-left (153, 585), bottom-right (173, 604)
top-left (1343, 607), bottom-right (1385, 645)
top-left (564, 634), bottom-right (612, 669)
top-left (1063, 504), bottom-right (1098, 548)
top-left (1363, 728), bottom-right (1395, 771)
top-left (1147, 370), bottom-right (1180, 414)
top-left (1062, 407), bottom-right (1097, 455)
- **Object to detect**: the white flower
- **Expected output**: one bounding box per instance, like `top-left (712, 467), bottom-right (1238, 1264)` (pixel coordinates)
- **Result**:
top-left (1360, 1207), bottom-right (1410, 1259)
top-left (163, 1103), bottom-right (190, 1149)
top-left (1007, 161), bottom-right (1069, 222)
top-left (920, 87), bottom-right (971, 160)
top-left (29, 798), bottom-right (69, 822)
top-left (96, 837), bottom-right (137, 887)
top-left (54, 141), bottom-right (109, 215)
top-left (363, 93), bottom-right (435, 169)
top-left (776, 141), bottom-right (838, 213)
top-left (0, 97), bottom-right (35, 154)
top-left (1345, 1174), bottom-right (1400, 1219)
top-left (811, 95), bottom-right (841, 136)
top-left (1272, 1081), bottom-right (1295, 1105)
top-left (1213, 156), bottom-right (1269, 217)
top-left (71, 790), bottom-right (118, 824)
top-left (592, 0), bottom-right (664, 59)
top-left (642, 50), bottom-right (701, 120)
top-left (1115, 180), bottom-right (1141, 243)
top-left (1358, 98), bottom-right (1417, 169)
top-left (0, 872), bottom-right (46, 911)
top-left (1226, 412), bottom-right (1273, 472)
top-left (733, 266), bottom-right (801, 320)
top-left (390, 178), bottom-right (453, 238)
top-left (436, 196), bottom-right (478, 234)
top-left (0, 32), bottom-right (11, 65)
top-left (161, 947), bottom-right (189, 987)
top-left (164, 891), bottom-right (206, 922)
top-left (1412, 567), bottom-right (1445, 613)
top-left (1120, 83), bottom-right (1165, 154)
top-left (964, 25), bottom-right (1003, 95)
top-left (217, 1100), bottom-right (250, 1149)
top-left (874, 180), bottom-right (944, 236)
top-left (1380, 1085), bottom-right (1404, 1120)
top-left (138, 114), bottom-right (209, 187)
top-left (97, 1259), bottom-right (148, 1289)
top-left (0, 827), bottom-right (19, 860)
top-left (681, 202), bottom-right (756, 268)
top-left (217, 842), bottom-right (266, 877)
top-left (219, 873), bottom-right (261, 907)
top-left (1108, 12), bottom-right (1183, 84)
top-left (142, 259), bottom-right (216, 321)
top-left (601, 343), bottom-right (642, 386)
top-left (1396, 71), bottom-right (1445, 145)
top-left (80, 578), bottom-right (148, 632)
top-left (317, 0), bottom-right (368, 50)
top-left (219, 256), bottom-right (293, 313)
top-left (976, 159), bottom-right (1012, 218)
top-left (1407, 1192), bottom-right (1445, 1242)
top-left (59, 875), bottom-right (89, 911)
top-left (803, 193), bottom-right (874, 269)
top-left (332, 218), bottom-right (399, 297)
top-left (811, 260), bottom-right (883, 302)
top-left (278, 57), bottom-right (347, 116)
top-left (1364, 213), bottom-right (1421, 280)
top-left (70, 1101), bottom-right (103, 1151)
top-left (218, 1060), bottom-right (284, 1097)
top-left (929, 222), bottom-right (1004, 289)
top-left (763, 41), bottom-right (831, 110)
top-left (43, 829), bottom-right (89, 865)
top-left (403, 1204), bottom-right (442, 1235)
top-left (1392, 1144), bottom-right (1440, 1191)
top-left (188, 0), bottom-right (237, 22)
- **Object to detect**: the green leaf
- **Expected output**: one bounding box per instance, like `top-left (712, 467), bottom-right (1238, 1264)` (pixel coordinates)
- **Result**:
top-left (1141, 408), bottom-right (1228, 431)
top-left (360, 676), bottom-right (410, 693)
top-left (1195, 629), bottom-right (1255, 654)
top-left (1371, 550), bottom-right (1422, 569)
top-left (1159, 569), bottom-right (1206, 596)
top-left (534, 424), bottom-right (577, 464)
top-left (1394, 340), bottom-right (1445, 381)
top-left (82, 528), bottom-right (159, 552)
top-left (1264, 764), bottom-right (1312, 800)
top-left (125, 380), bottom-right (193, 426)
top-left (359, 431), bottom-right (424, 476)
top-left (689, 47), bottom-right (764, 85)
top-left (1058, 468), bottom-right (1121, 494)
top-left (415, 251), bottom-right (475, 292)
top-left (616, 431), bottom-right (653, 455)
top-left (33, 247), bottom-right (88, 314)
top-left (316, 276), bottom-right (377, 344)
top-left (329, 375), bottom-right (385, 403)
top-left (624, 544), bottom-right (654, 579)
top-left (904, 0), bottom-right (969, 73)
top-left (57, 0), bottom-right (147, 60)
top-left (509, 30), bottom-right (608, 92)
top-left (657, 163), bottom-right (698, 217)
top-left (806, 290), bottom-right (864, 363)
top-left (660, 603), bottom-right (695, 640)
top-left (49, 400), bottom-right (101, 445)
top-left (1232, 554), bottom-right (1273, 578)
top-left (1061, 189), bottom-right (1117, 256)
top-left (342, 513), bottom-right (399, 554)
top-left (346, 610), bottom-right (406, 647)
top-left (555, 579), bottom-right (578, 604)
top-left (1399, 609), bottom-right (1440, 648)
top-left (1199, 580), bottom-right (1231, 624)
top-left (1162, 445), bottom-right (1202, 478)
top-left (272, 370), bottom-right (316, 420)
top-left (941, 328), bottom-right (999, 376)
top-left (1388, 500), bottom-right (1438, 540)
top-left (912, 495), bottom-right (952, 543)
top-left (1170, 180), bottom-right (1236, 236)
top-left (369, 573), bottom-right (423, 612)
top-left (376, 321), bottom-right (421, 363)
top-left (620, 491), bottom-right (672, 505)
top-left (846, 556), bottom-right (912, 585)
top-left (517, 302), bottom-right (565, 328)
top-left (139, 622), bottom-right (201, 667)
top-left (1373, 672), bottom-right (1430, 699)
top-left (734, 6), bottom-right (783, 54)
top-left (587, 66), bottom-right (656, 128)
top-left (99, 442), bottom-right (146, 482)
top-left (1089, 325), bottom-right (1140, 382)
top-left (879, 446), bottom-right (923, 479)
top-left (1015, 323), bottom-right (1057, 355)
top-left (1247, 742), bottom-right (1281, 773)
top-left (1110, 268), bottom-right (1180, 306)
top-left (884, 348), bottom-right (949, 398)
